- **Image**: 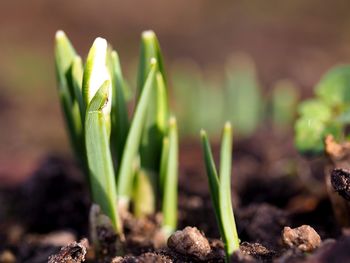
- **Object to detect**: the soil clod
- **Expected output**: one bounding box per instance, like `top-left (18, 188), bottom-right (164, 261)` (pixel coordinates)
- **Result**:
top-left (167, 226), bottom-right (211, 260)
top-left (48, 238), bottom-right (88, 263)
top-left (331, 168), bottom-right (350, 201)
top-left (282, 225), bottom-right (321, 252)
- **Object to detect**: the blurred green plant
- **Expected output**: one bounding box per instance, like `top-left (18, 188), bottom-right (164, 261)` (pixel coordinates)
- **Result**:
top-left (200, 122), bottom-right (240, 262)
top-left (295, 65), bottom-right (350, 155)
top-left (54, 30), bottom-right (178, 242)
top-left (270, 79), bottom-right (299, 130)
top-left (171, 54), bottom-right (297, 138)
top-left (225, 54), bottom-right (262, 136)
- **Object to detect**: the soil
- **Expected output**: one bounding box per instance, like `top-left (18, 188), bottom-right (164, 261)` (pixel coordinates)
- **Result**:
top-left (1, 130), bottom-right (350, 262)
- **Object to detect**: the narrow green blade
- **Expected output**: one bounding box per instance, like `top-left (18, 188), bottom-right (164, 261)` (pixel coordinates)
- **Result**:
top-left (219, 122), bottom-right (239, 257)
top-left (137, 30), bottom-right (166, 94)
top-left (137, 31), bottom-right (169, 173)
top-left (200, 129), bottom-right (222, 232)
top-left (117, 59), bottom-right (157, 205)
top-left (156, 72), bottom-right (169, 133)
top-left (70, 56), bottom-right (84, 121)
top-left (159, 136), bottom-right (170, 192)
top-left (162, 117), bottom-right (179, 235)
top-left (85, 80), bottom-right (121, 233)
top-left (54, 31), bottom-right (84, 163)
top-left (133, 168), bottom-right (155, 218)
top-left (55, 30), bottom-right (76, 90)
top-left (110, 50), bottom-right (129, 164)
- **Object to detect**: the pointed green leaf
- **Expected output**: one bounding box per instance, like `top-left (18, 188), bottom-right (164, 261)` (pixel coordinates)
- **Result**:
top-left (54, 31), bottom-right (85, 165)
top-left (137, 31), bottom-right (169, 173)
top-left (200, 129), bottom-right (222, 231)
top-left (110, 50), bottom-right (129, 164)
top-left (55, 30), bottom-right (77, 90)
top-left (162, 117), bottom-right (179, 235)
top-left (137, 30), bottom-right (166, 94)
top-left (117, 59), bottom-right (157, 204)
top-left (85, 80), bottom-right (121, 233)
top-left (219, 122), bottom-right (239, 257)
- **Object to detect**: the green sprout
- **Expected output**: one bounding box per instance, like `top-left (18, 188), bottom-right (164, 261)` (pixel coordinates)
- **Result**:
top-left (295, 65), bottom-right (350, 155)
top-left (55, 31), bottom-right (85, 170)
top-left (160, 117), bottom-right (179, 236)
top-left (200, 122), bottom-right (239, 262)
top-left (54, 30), bottom-right (178, 243)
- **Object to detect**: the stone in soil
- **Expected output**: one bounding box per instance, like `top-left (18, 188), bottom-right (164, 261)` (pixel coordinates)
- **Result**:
top-left (167, 226), bottom-right (211, 261)
top-left (282, 225), bottom-right (321, 252)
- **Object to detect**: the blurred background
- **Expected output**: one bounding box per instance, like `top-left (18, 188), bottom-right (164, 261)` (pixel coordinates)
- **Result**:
top-left (1, 0), bottom-right (350, 183)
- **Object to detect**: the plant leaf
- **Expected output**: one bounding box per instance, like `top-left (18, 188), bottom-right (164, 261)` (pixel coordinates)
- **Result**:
top-left (298, 99), bottom-right (331, 122)
top-left (54, 31), bottom-right (84, 164)
top-left (294, 117), bottom-right (327, 155)
top-left (219, 122), bottom-right (239, 256)
top-left (85, 80), bottom-right (121, 233)
top-left (137, 30), bottom-right (166, 94)
top-left (161, 117), bottom-right (178, 235)
top-left (110, 50), bottom-right (129, 164)
top-left (200, 129), bottom-right (223, 234)
top-left (117, 59), bottom-right (157, 205)
top-left (316, 65), bottom-right (350, 107)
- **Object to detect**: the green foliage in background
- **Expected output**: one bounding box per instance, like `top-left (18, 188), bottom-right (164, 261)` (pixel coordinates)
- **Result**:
top-left (295, 65), bottom-right (350, 155)
top-left (171, 54), bottom-right (298, 138)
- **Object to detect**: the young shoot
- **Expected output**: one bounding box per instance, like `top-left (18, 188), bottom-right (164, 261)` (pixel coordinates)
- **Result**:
top-left (85, 80), bottom-right (121, 233)
top-left (55, 31), bottom-right (85, 169)
top-left (116, 59), bottom-right (157, 208)
top-left (200, 122), bottom-right (239, 262)
top-left (54, 30), bottom-right (178, 242)
top-left (160, 117), bottom-right (179, 236)
top-left (134, 31), bottom-right (169, 217)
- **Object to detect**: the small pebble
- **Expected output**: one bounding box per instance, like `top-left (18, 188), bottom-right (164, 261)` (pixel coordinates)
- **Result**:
top-left (0, 250), bottom-right (16, 263)
top-left (168, 226), bottom-right (211, 260)
top-left (282, 225), bottom-right (321, 252)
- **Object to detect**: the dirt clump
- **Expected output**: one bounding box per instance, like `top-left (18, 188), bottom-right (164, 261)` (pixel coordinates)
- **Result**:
top-left (167, 226), bottom-right (211, 260)
top-left (282, 225), bottom-right (321, 252)
top-left (48, 238), bottom-right (88, 263)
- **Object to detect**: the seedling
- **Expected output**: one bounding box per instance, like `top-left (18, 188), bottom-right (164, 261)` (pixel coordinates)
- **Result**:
top-left (54, 31), bottom-right (179, 246)
top-left (200, 122), bottom-right (239, 262)
top-left (295, 65), bottom-right (350, 155)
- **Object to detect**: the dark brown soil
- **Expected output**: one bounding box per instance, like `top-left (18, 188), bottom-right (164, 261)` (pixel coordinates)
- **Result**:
top-left (0, 131), bottom-right (349, 262)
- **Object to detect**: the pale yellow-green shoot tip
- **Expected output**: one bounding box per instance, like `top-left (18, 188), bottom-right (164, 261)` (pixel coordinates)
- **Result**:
top-left (55, 30), bottom-right (66, 40)
top-left (169, 116), bottom-right (177, 127)
top-left (150, 57), bottom-right (157, 66)
top-left (92, 37), bottom-right (107, 50)
top-left (142, 30), bottom-right (156, 39)
top-left (200, 129), bottom-right (207, 138)
top-left (224, 121), bottom-right (232, 131)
